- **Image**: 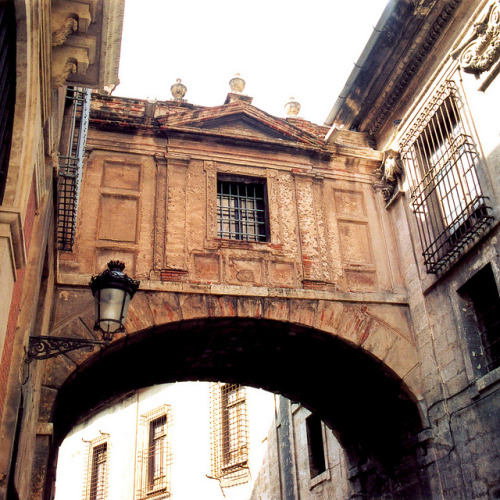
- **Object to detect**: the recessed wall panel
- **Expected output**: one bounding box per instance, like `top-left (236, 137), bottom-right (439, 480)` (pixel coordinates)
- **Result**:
top-left (98, 195), bottom-right (138, 243)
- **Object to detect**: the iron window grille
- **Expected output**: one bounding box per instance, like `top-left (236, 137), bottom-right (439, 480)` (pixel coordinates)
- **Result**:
top-left (83, 435), bottom-right (109, 500)
top-left (137, 405), bottom-right (172, 499)
top-left (400, 81), bottom-right (494, 274)
top-left (209, 383), bottom-right (250, 488)
top-left (57, 87), bottom-right (91, 251)
top-left (217, 178), bottom-right (267, 241)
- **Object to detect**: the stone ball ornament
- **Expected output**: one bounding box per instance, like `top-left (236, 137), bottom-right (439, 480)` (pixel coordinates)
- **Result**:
top-left (171, 78), bottom-right (187, 100)
top-left (229, 73), bottom-right (246, 93)
top-left (285, 97), bottom-right (301, 117)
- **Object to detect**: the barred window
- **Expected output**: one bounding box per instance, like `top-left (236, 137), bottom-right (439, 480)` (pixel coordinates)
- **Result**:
top-left (83, 435), bottom-right (109, 500)
top-left (90, 443), bottom-right (107, 500)
top-left (400, 81), bottom-right (493, 274)
top-left (137, 406), bottom-right (172, 499)
top-left (210, 383), bottom-right (250, 488)
top-left (217, 178), bottom-right (267, 241)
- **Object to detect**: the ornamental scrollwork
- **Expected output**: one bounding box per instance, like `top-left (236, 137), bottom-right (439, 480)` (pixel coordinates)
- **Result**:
top-left (26, 336), bottom-right (104, 362)
top-left (454, 0), bottom-right (500, 76)
top-left (52, 17), bottom-right (78, 47)
top-left (52, 60), bottom-right (77, 88)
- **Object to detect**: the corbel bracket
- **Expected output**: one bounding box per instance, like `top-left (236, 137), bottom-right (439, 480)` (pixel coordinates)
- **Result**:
top-left (27, 336), bottom-right (106, 362)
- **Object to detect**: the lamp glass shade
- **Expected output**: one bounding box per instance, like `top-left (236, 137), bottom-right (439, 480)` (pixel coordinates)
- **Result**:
top-left (96, 287), bottom-right (132, 336)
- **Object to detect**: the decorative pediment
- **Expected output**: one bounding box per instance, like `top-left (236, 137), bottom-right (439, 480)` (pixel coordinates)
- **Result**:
top-left (156, 101), bottom-right (324, 148)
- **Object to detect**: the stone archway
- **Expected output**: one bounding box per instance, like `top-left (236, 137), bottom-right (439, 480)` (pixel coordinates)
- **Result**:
top-left (44, 289), bottom-right (421, 396)
top-left (37, 289), bottom-right (427, 498)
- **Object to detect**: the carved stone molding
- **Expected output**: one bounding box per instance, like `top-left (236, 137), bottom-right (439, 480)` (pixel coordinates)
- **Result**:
top-left (453, 0), bottom-right (500, 85)
top-left (153, 154), bottom-right (168, 271)
top-left (51, 0), bottom-right (92, 34)
top-left (50, 0), bottom-right (124, 89)
top-left (52, 41), bottom-right (95, 88)
top-left (52, 17), bottom-right (77, 47)
top-left (0, 209), bottom-right (26, 275)
top-left (52, 59), bottom-right (77, 88)
top-left (370, 0), bottom-right (461, 134)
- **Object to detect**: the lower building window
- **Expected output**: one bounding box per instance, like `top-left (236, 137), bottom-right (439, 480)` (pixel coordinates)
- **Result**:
top-left (217, 177), bottom-right (268, 242)
top-left (137, 406), bottom-right (172, 499)
top-left (210, 383), bottom-right (250, 488)
top-left (84, 435), bottom-right (109, 500)
top-left (90, 443), bottom-right (107, 500)
top-left (305, 414), bottom-right (326, 478)
top-left (459, 264), bottom-right (500, 375)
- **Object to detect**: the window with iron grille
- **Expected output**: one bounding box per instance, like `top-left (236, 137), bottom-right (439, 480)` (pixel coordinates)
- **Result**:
top-left (83, 435), bottom-right (109, 500)
top-left (209, 383), bottom-right (250, 488)
top-left (459, 264), bottom-right (500, 375)
top-left (137, 406), bottom-right (172, 499)
top-left (57, 87), bottom-right (91, 251)
top-left (217, 177), bottom-right (268, 241)
top-left (400, 81), bottom-right (494, 274)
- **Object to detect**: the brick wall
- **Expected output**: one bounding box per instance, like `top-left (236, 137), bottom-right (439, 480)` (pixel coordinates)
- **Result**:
top-left (0, 177), bottom-right (36, 416)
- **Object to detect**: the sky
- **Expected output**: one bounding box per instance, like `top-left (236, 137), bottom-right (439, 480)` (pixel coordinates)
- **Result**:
top-left (115, 0), bottom-right (389, 125)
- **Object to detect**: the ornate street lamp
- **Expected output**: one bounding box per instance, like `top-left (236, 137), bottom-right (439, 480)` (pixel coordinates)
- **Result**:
top-left (27, 261), bottom-right (139, 362)
top-left (89, 260), bottom-right (140, 340)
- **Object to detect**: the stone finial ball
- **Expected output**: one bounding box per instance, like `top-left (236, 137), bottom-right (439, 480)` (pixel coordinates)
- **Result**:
top-left (285, 97), bottom-right (301, 117)
top-left (229, 73), bottom-right (245, 93)
top-left (171, 78), bottom-right (187, 100)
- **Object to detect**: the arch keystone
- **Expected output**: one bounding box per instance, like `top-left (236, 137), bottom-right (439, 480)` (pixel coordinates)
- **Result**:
top-left (314, 300), bottom-right (344, 335)
top-left (236, 296), bottom-right (263, 319)
top-left (178, 293), bottom-right (210, 321)
top-left (262, 298), bottom-right (290, 322)
top-left (147, 292), bottom-right (182, 326)
top-left (289, 299), bottom-right (318, 327)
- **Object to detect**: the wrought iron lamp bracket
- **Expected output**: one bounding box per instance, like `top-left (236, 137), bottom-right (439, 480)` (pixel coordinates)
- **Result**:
top-left (27, 336), bottom-right (107, 363)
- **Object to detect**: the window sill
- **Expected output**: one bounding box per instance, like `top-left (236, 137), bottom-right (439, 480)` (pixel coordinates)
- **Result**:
top-left (475, 366), bottom-right (500, 395)
top-left (309, 468), bottom-right (331, 489)
top-left (208, 237), bottom-right (277, 253)
top-left (422, 219), bottom-right (499, 295)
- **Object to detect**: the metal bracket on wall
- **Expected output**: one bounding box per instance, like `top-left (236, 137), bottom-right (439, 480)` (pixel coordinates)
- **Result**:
top-left (26, 336), bottom-right (106, 362)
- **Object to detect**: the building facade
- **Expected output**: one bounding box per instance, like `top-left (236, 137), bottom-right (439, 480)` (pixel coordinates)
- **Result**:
top-left (38, 79), bottom-right (424, 500)
top-left (326, 0), bottom-right (500, 497)
top-left (55, 384), bottom-right (349, 500)
top-left (54, 383), bottom-right (277, 500)
top-left (1, 0), bottom-right (498, 498)
top-left (0, 1), bottom-right (124, 498)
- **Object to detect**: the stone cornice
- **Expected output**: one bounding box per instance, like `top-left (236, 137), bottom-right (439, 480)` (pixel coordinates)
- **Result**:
top-left (51, 0), bottom-right (124, 89)
top-left (57, 274), bottom-right (409, 305)
top-left (368, 0), bottom-right (462, 134)
top-left (328, 0), bottom-right (463, 133)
